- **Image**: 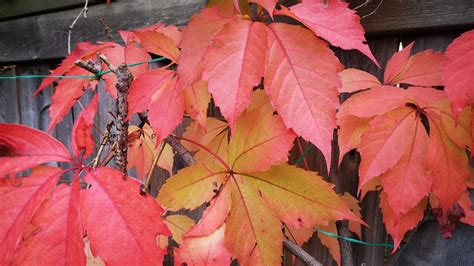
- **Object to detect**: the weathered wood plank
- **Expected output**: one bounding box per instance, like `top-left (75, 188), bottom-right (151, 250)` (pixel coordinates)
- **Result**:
top-left (0, 0), bottom-right (206, 62)
top-left (0, 0), bottom-right (101, 21)
top-left (0, 68), bottom-right (20, 123)
top-left (349, 0), bottom-right (474, 35)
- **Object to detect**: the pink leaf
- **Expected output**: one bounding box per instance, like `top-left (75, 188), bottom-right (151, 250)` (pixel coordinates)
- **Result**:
top-left (0, 124), bottom-right (71, 177)
top-left (202, 19), bottom-right (267, 129)
top-left (275, 0), bottom-right (379, 66)
top-left (81, 167), bottom-right (170, 265)
top-left (264, 23), bottom-right (342, 171)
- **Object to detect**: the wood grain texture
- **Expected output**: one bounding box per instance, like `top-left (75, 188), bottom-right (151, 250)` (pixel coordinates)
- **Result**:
top-left (349, 0), bottom-right (474, 35)
top-left (0, 0), bottom-right (206, 62)
top-left (0, 0), bottom-right (101, 21)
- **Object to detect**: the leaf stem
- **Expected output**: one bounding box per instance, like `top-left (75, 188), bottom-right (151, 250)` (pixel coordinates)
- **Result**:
top-left (143, 142), bottom-right (166, 193)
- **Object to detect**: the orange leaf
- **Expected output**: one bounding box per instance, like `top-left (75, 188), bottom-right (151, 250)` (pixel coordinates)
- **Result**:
top-left (264, 22), bottom-right (342, 171)
top-left (127, 124), bottom-right (156, 180)
top-left (183, 81), bottom-right (211, 128)
top-left (177, 6), bottom-right (236, 89)
top-left (175, 225), bottom-right (232, 266)
top-left (247, 165), bottom-right (363, 228)
top-left (158, 163), bottom-right (228, 211)
top-left (341, 193), bottom-right (362, 238)
top-left (337, 115), bottom-right (371, 165)
top-left (202, 19), bottom-right (267, 129)
top-left (225, 179), bottom-right (283, 265)
top-left (228, 107), bottom-right (296, 173)
top-left (134, 29), bottom-right (180, 62)
top-left (381, 118), bottom-right (430, 217)
top-left (358, 107), bottom-right (418, 190)
top-left (164, 215), bottom-right (195, 244)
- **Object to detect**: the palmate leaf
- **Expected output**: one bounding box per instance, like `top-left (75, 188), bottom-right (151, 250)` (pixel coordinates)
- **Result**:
top-left (337, 41), bottom-right (471, 243)
top-left (159, 105), bottom-right (362, 265)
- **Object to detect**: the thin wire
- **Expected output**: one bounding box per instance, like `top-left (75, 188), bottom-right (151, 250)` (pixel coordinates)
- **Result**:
top-left (294, 144), bottom-right (313, 166)
top-left (316, 228), bottom-right (402, 250)
top-left (0, 57), bottom-right (168, 80)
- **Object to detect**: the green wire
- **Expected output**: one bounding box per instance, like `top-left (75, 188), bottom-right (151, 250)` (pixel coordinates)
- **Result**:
top-left (1, 54), bottom-right (401, 250)
top-left (316, 228), bottom-right (402, 250)
top-left (0, 57), bottom-right (168, 80)
top-left (294, 144), bottom-right (313, 166)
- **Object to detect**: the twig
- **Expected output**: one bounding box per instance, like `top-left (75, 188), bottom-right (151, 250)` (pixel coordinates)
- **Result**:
top-left (92, 122), bottom-right (114, 167)
top-left (99, 18), bottom-right (114, 41)
top-left (165, 135), bottom-right (197, 166)
top-left (362, 0), bottom-right (384, 19)
top-left (99, 54), bottom-right (133, 174)
top-left (100, 143), bottom-right (117, 167)
top-left (75, 59), bottom-right (101, 76)
top-left (283, 239), bottom-right (323, 266)
top-left (142, 142), bottom-right (166, 193)
top-left (354, 0), bottom-right (370, 10)
top-left (68, 0), bottom-right (89, 54)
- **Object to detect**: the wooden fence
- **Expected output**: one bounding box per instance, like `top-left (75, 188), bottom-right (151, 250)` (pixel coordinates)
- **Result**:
top-left (1, 0), bottom-right (473, 265)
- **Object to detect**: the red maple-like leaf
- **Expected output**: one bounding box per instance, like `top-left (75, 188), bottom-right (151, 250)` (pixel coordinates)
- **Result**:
top-left (177, 6), bottom-right (236, 90)
top-left (81, 167), bottom-right (170, 265)
top-left (264, 22), bottom-right (342, 171)
top-left (201, 18), bottom-right (267, 129)
top-left (0, 124), bottom-right (72, 177)
top-left (275, 0), bottom-right (379, 66)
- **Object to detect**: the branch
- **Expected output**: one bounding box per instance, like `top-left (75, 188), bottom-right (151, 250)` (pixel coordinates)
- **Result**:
top-left (98, 54), bottom-right (133, 174)
top-left (284, 239), bottom-right (323, 266)
top-left (99, 18), bottom-right (114, 41)
top-left (165, 135), bottom-right (197, 166)
top-left (75, 59), bottom-right (101, 76)
top-left (68, 0), bottom-right (89, 54)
